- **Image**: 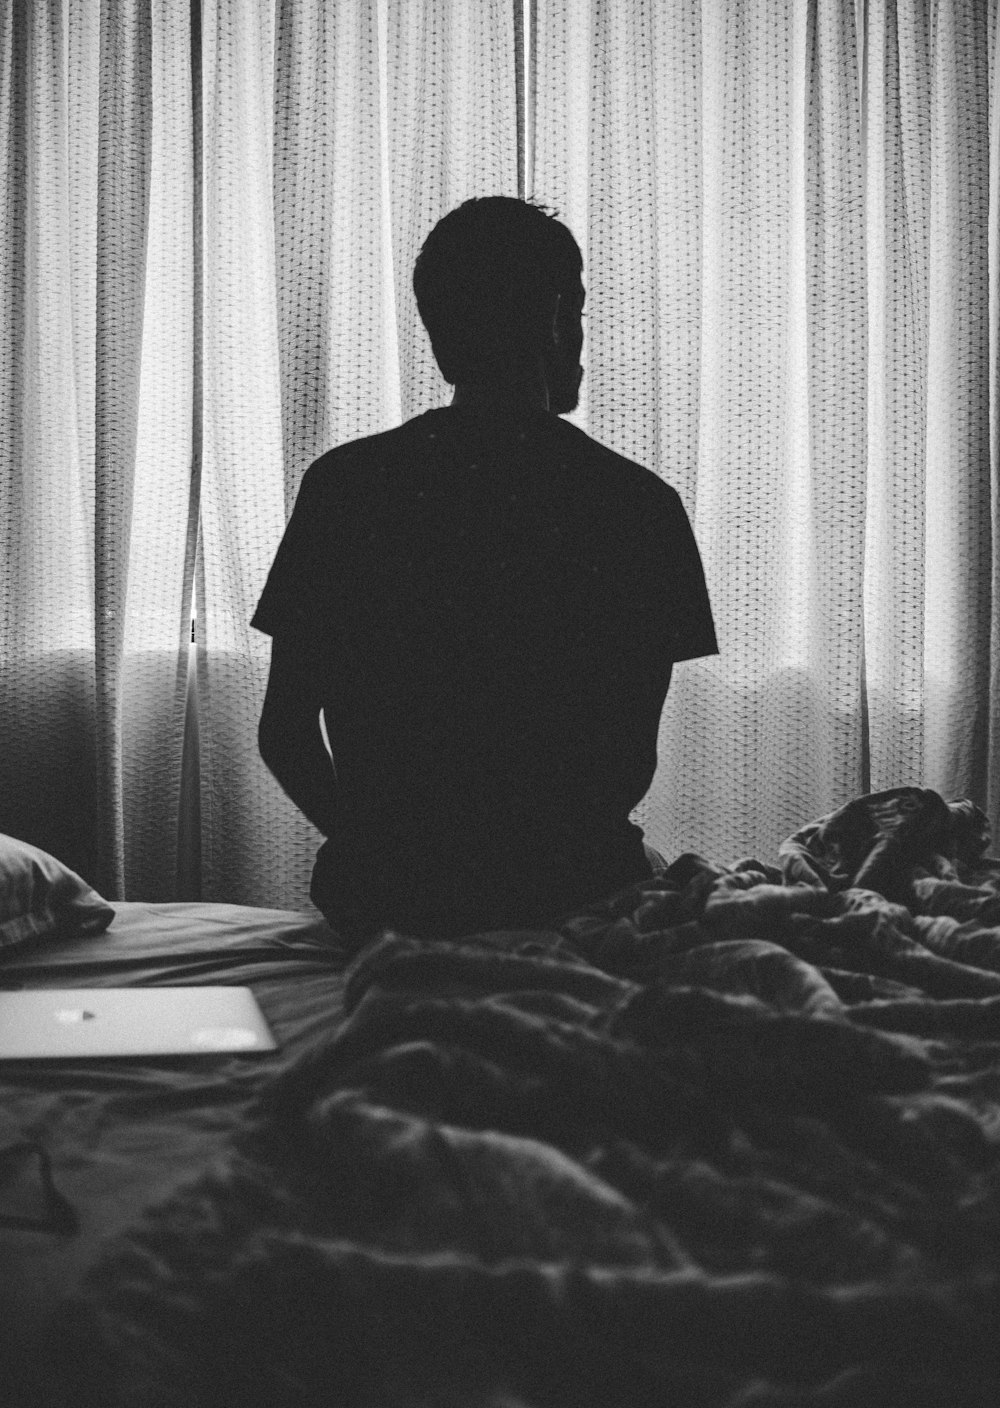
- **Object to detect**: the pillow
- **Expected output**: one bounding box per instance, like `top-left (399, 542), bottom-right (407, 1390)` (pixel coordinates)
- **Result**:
top-left (0, 834), bottom-right (115, 951)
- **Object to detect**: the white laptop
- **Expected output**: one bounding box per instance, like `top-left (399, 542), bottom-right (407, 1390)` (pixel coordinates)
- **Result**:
top-left (0, 986), bottom-right (277, 1059)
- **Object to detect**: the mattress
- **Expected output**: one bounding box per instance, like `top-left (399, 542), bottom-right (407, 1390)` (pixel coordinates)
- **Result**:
top-left (7, 786), bottom-right (1000, 1406)
top-left (0, 900), bottom-right (347, 1403)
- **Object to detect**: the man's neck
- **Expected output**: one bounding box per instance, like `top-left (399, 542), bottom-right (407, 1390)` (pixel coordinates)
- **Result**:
top-left (450, 380), bottom-right (550, 415)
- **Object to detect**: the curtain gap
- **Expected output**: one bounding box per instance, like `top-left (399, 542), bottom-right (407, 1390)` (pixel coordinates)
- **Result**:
top-left (376, 0), bottom-right (402, 427)
top-left (527, 0), bottom-right (535, 200)
top-left (515, 0), bottom-right (525, 200)
top-left (176, 0), bottom-right (204, 900)
top-left (187, 0), bottom-right (203, 645)
top-left (515, 0), bottom-right (533, 202)
top-left (857, 0), bottom-right (872, 795)
top-left (988, 0), bottom-right (1000, 834)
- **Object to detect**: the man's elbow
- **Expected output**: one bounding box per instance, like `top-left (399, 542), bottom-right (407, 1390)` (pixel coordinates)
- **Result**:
top-left (258, 698), bottom-right (324, 779)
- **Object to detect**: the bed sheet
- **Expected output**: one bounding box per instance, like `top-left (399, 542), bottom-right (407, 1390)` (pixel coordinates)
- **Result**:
top-left (27, 786), bottom-right (1000, 1408)
top-left (0, 901), bottom-right (348, 1401)
top-left (10, 787), bottom-right (1000, 1407)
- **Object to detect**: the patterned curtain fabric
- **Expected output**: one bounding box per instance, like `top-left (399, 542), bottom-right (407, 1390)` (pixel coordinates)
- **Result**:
top-left (195, 0), bottom-right (522, 906)
top-left (0, 0), bottom-right (195, 900)
top-left (535, 0), bottom-right (999, 866)
top-left (1, 0), bottom-right (997, 908)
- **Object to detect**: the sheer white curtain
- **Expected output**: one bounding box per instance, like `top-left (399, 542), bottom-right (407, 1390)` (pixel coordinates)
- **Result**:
top-left (195, 0), bottom-right (523, 906)
top-left (535, 0), bottom-right (999, 865)
top-left (0, 0), bottom-right (195, 899)
top-left (1, 0), bottom-right (998, 909)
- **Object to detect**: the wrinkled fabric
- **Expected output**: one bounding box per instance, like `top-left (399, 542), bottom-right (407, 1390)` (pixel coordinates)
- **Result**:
top-left (46, 790), bottom-right (1000, 1406)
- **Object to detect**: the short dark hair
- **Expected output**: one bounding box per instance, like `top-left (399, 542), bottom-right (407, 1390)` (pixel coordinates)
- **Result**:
top-left (413, 195), bottom-right (583, 385)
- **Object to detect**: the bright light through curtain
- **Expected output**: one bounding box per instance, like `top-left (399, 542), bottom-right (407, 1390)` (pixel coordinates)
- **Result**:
top-left (535, 0), bottom-right (999, 867)
top-left (194, 0), bottom-right (524, 907)
top-left (0, 0), bottom-right (195, 900)
top-left (0, 0), bottom-right (998, 910)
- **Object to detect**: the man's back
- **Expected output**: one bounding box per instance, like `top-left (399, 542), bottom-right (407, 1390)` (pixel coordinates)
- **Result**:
top-left (252, 403), bottom-right (716, 941)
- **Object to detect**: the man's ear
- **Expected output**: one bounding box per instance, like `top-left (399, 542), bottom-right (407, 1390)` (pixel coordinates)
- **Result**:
top-left (548, 291), bottom-right (563, 346)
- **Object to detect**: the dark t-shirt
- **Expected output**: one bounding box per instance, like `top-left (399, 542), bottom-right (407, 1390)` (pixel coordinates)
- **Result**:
top-left (251, 403), bottom-right (717, 939)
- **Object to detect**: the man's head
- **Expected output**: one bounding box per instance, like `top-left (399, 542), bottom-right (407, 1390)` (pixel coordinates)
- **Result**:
top-left (413, 196), bottom-right (585, 414)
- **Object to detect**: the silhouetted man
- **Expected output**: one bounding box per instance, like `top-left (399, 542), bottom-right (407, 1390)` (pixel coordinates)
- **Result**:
top-left (253, 196), bottom-right (717, 947)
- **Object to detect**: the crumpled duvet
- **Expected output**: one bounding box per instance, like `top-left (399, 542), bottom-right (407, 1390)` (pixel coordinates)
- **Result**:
top-left (50, 787), bottom-right (1000, 1407)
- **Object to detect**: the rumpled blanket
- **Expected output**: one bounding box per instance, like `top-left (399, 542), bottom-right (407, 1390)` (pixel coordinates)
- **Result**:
top-left (50, 788), bottom-right (1000, 1407)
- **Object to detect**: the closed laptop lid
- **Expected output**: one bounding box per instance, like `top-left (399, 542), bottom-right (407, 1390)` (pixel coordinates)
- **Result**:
top-left (0, 987), bottom-right (278, 1058)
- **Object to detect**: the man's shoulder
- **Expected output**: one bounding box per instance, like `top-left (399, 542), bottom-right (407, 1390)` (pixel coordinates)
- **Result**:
top-left (304, 417), bottom-right (420, 481)
top-left (293, 419), bottom-right (433, 523)
top-left (554, 418), bottom-right (683, 513)
top-left (302, 410), bottom-right (683, 516)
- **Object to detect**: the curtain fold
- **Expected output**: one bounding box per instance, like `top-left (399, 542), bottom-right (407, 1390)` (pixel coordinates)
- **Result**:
top-left (532, 0), bottom-right (998, 864)
top-left (94, 0), bottom-right (153, 895)
top-left (1, 0), bottom-right (997, 909)
top-left (920, 0), bottom-right (994, 800)
top-left (533, 0), bottom-right (872, 862)
top-left (1, 0), bottom-right (99, 883)
top-left (192, 0), bottom-right (524, 907)
top-left (1, 0), bottom-right (196, 899)
top-left (196, 0), bottom-right (289, 906)
top-left (991, 0), bottom-right (1000, 832)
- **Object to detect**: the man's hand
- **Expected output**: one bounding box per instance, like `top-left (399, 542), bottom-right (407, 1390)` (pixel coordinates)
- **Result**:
top-left (258, 633), bottom-right (339, 837)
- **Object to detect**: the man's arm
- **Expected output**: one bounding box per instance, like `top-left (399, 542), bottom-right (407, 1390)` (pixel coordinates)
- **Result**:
top-left (258, 633), bottom-right (339, 837)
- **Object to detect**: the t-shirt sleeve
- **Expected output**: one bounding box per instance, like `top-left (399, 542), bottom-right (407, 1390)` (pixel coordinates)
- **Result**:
top-left (640, 481), bottom-right (719, 664)
top-left (250, 462), bottom-right (329, 642)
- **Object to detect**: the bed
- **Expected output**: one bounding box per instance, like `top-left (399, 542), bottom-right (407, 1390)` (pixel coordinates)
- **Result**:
top-left (3, 785), bottom-right (1000, 1407)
